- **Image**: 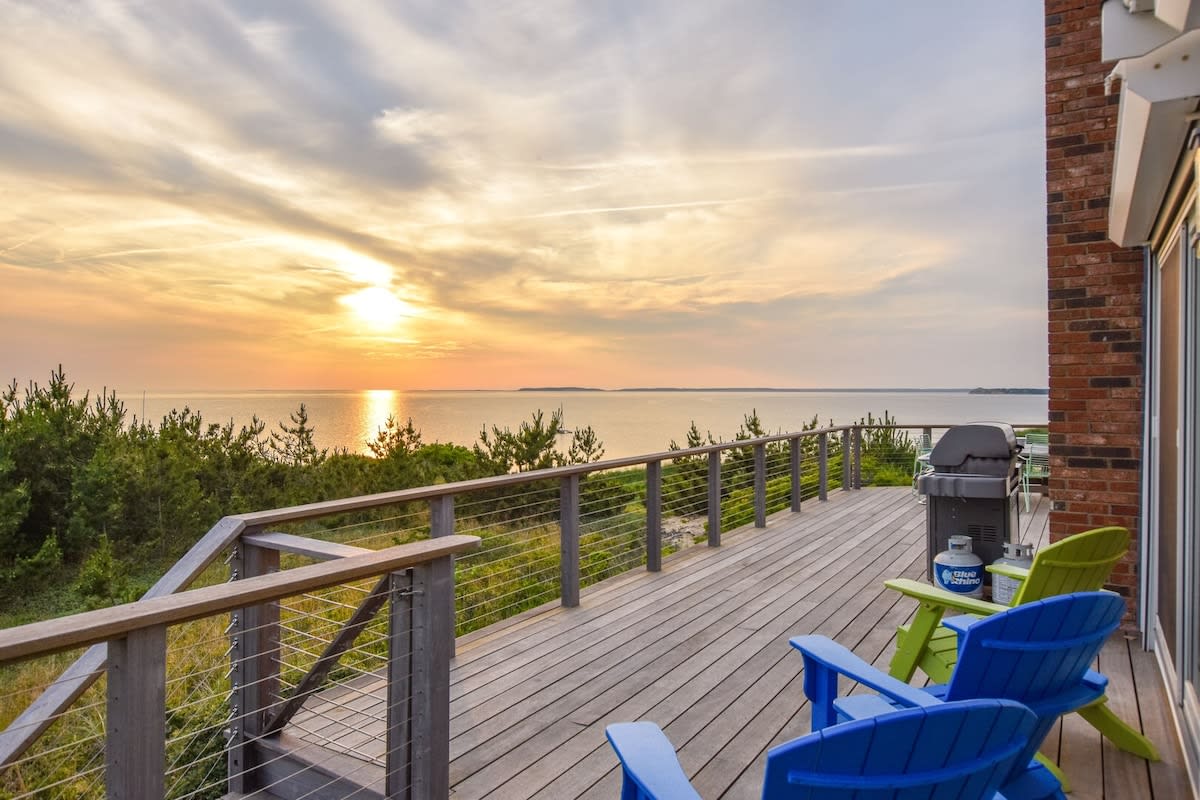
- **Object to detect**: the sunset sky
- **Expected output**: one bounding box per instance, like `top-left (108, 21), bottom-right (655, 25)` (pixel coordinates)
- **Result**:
top-left (0, 2), bottom-right (1047, 392)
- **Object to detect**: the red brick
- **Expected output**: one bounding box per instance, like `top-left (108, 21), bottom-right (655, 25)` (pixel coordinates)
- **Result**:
top-left (1045, 1), bottom-right (1144, 618)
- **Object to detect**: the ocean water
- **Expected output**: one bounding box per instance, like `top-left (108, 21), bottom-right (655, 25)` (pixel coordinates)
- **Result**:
top-left (130, 390), bottom-right (1048, 460)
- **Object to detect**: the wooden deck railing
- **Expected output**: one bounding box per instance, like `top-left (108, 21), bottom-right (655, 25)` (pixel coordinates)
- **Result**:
top-left (0, 536), bottom-right (480, 798)
top-left (0, 422), bottom-right (1045, 798)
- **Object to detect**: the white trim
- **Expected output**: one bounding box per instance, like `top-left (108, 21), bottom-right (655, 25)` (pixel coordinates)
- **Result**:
top-left (1108, 29), bottom-right (1200, 246)
top-left (1104, 0), bottom-right (1184, 60)
top-left (1157, 624), bottom-right (1200, 798)
top-left (1183, 176), bottom-right (1200, 794)
top-left (1142, 244), bottom-right (1158, 641)
top-left (1156, 0), bottom-right (1200, 32)
top-left (1185, 681), bottom-right (1200, 798)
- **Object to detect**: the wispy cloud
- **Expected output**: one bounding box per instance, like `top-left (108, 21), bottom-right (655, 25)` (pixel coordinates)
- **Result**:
top-left (0, 0), bottom-right (1047, 390)
top-left (519, 197), bottom-right (759, 219)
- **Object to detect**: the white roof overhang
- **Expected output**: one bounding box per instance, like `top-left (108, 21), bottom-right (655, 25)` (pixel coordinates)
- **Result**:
top-left (1103, 0), bottom-right (1183, 60)
top-left (1102, 0), bottom-right (1200, 61)
top-left (1106, 21), bottom-right (1200, 246)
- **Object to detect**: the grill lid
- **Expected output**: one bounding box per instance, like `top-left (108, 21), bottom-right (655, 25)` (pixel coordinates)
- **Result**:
top-left (928, 422), bottom-right (1019, 472)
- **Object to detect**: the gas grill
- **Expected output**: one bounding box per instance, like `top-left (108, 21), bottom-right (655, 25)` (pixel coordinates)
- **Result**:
top-left (917, 422), bottom-right (1023, 582)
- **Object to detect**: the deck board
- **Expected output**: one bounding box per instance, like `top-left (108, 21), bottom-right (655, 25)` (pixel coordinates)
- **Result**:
top-left (284, 487), bottom-right (1192, 800)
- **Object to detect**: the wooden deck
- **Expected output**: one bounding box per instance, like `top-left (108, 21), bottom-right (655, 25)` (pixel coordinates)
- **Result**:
top-left (288, 487), bottom-right (1193, 799)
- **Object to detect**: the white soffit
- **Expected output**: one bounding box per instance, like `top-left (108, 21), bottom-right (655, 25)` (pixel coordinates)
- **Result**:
top-left (1155, 0), bottom-right (1200, 32)
top-left (1108, 28), bottom-right (1200, 246)
top-left (1104, 0), bottom-right (1181, 60)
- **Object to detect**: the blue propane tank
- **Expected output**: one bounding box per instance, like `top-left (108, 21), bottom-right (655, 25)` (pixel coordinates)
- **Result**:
top-left (933, 535), bottom-right (984, 598)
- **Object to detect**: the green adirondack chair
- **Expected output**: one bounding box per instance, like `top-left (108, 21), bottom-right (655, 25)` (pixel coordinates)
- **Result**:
top-left (884, 526), bottom-right (1159, 774)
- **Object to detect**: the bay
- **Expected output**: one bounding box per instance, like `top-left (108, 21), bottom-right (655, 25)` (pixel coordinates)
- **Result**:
top-left (131, 389), bottom-right (1048, 460)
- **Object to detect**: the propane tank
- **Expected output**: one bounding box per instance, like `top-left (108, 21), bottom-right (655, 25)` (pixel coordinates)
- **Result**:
top-left (933, 535), bottom-right (984, 598)
top-left (991, 542), bottom-right (1035, 605)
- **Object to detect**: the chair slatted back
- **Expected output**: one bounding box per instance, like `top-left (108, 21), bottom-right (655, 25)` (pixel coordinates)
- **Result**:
top-left (1012, 526), bottom-right (1129, 606)
top-left (761, 700), bottom-right (1037, 799)
top-left (944, 592), bottom-right (1124, 781)
top-left (1024, 432), bottom-right (1050, 478)
top-left (947, 592), bottom-right (1123, 705)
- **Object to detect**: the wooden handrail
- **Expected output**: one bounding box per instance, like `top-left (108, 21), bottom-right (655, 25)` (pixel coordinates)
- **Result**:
top-left (0, 535), bottom-right (480, 664)
top-left (228, 427), bottom-right (853, 527)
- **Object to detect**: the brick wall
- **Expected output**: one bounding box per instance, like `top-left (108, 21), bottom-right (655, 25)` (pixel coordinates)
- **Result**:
top-left (1045, 1), bottom-right (1145, 615)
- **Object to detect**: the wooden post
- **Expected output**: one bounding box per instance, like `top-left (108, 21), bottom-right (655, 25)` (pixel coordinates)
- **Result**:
top-left (841, 429), bottom-right (852, 492)
top-left (412, 557), bottom-right (453, 799)
top-left (560, 475), bottom-right (581, 607)
top-left (429, 496), bottom-right (457, 657)
top-left (228, 532), bottom-right (279, 795)
top-left (646, 460), bottom-right (662, 572)
top-left (386, 556), bottom-right (454, 800)
top-left (430, 496), bottom-right (454, 539)
top-left (789, 437), bottom-right (802, 512)
top-left (753, 443), bottom-right (767, 528)
top-left (106, 625), bottom-right (166, 800)
top-left (707, 452), bottom-right (721, 546)
top-left (853, 426), bottom-right (863, 490)
top-left (818, 433), bottom-right (829, 501)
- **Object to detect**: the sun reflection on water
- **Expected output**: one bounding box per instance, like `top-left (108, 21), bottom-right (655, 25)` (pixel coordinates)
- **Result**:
top-left (359, 389), bottom-right (397, 452)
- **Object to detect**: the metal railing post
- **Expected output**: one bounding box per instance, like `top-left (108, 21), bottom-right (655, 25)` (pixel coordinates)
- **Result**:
top-left (818, 433), bottom-right (829, 501)
top-left (707, 452), bottom-right (721, 546)
top-left (789, 437), bottom-right (802, 512)
top-left (386, 555), bottom-right (454, 800)
top-left (106, 625), bottom-right (166, 800)
top-left (646, 460), bottom-right (662, 572)
top-left (386, 570), bottom-right (413, 800)
top-left (753, 443), bottom-right (767, 528)
top-left (429, 496), bottom-right (457, 657)
top-left (853, 426), bottom-right (863, 490)
top-left (560, 475), bottom-right (581, 607)
top-left (228, 529), bottom-right (278, 795)
top-left (841, 429), bottom-right (852, 492)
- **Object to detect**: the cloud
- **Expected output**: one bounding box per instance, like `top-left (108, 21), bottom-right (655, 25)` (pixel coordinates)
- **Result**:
top-left (375, 107), bottom-right (464, 145)
top-left (0, 0), bottom-right (1048, 390)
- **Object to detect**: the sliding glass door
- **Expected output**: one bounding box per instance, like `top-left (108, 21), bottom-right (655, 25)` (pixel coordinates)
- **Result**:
top-left (1147, 162), bottom-right (1199, 783)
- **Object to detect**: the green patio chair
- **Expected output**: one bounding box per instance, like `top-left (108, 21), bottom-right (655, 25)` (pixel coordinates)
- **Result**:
top-left (1021, 432), bottom-right (1049, 512)
top-left (884, 525), bottom-right (1159, 782)
top-left (911, 431), bottom-right (933, 499)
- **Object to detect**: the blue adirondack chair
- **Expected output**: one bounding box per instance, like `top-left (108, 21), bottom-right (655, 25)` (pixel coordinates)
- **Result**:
top-left (606, 699), bottom-right (1040, 799)
top-left (792, 591), bottom-right (1125, 800)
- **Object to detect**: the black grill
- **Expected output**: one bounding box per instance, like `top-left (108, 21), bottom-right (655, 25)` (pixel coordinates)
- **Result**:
top-left (918, 422), bottom-right (1023, 581)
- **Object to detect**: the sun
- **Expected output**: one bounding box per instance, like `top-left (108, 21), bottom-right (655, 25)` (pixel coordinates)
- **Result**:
top-left (341, 287), bottom-right (414, 331)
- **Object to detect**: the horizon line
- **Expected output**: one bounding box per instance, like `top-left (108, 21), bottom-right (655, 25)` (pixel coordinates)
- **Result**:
top-left (117, 385), bottom-right (1050, 395)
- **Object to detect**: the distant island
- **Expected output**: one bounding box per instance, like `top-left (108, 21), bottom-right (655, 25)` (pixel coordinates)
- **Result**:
top-left (518, 386), bottom-right (606, 392)
top-left (968, 387), bottom-right (1049, 395)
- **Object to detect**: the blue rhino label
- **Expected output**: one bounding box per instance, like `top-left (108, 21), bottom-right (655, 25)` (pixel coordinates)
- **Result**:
top-left (935, 564), bottom-right (984, 594)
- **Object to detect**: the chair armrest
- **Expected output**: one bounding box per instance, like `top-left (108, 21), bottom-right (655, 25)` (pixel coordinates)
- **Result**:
top-left (1082, 669), bottom-right (1109, 692)
top-left (790, 635), bottom-right (939, 730)
top-left (985, 564), bottom-right (1030, 582)
top-left (605, 722), bottom-right (701, 800)
top-left (941, 614), bottom-right (984, 637)
top-left (884, 578), bottom-right (1008, 616)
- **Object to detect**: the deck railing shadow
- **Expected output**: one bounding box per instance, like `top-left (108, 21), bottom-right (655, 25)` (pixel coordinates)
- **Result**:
top-left (0, 423), bottom-right (1042, 798)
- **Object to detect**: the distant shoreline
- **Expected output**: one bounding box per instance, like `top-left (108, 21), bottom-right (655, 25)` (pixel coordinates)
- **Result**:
top-left (127, 386), bottom-right (1051, 396)
top-left (518, 387), bottom-right (1049, 394)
